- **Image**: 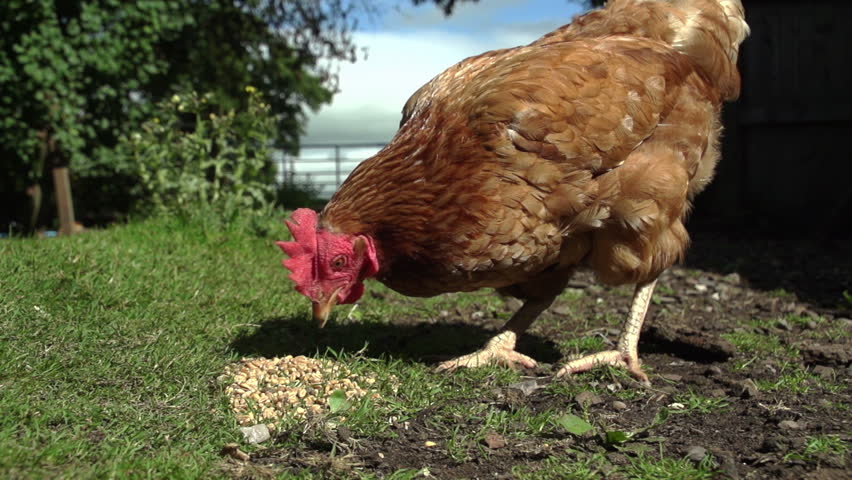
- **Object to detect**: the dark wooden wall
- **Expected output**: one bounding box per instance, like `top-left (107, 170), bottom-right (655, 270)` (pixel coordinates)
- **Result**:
top-left (693, 0), bottom-right (852, 235)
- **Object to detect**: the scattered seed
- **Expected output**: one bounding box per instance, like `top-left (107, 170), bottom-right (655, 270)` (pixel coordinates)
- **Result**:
top-left (220, 355), bottom-right (383, 431)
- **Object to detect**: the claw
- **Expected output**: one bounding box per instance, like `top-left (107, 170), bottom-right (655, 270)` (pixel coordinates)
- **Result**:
top-left (436, 331), bottom-right (538, 372)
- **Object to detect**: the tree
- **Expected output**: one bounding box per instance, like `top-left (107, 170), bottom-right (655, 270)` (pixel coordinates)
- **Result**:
top-left (0, 0), bottom-right (362, 174)
top-left (0, 0), bottom-right (363, 227)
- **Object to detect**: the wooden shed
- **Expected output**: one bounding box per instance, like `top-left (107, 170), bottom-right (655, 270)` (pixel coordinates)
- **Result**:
top-left (693, 0), bottom-right (852, 234)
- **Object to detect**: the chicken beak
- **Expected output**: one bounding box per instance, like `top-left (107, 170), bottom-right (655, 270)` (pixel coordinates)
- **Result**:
top-left (312, 288), bottom-right (341, 328)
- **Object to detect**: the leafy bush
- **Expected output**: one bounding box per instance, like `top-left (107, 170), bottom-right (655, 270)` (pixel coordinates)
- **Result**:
top-left (115, 88), bottom-right (276, 222)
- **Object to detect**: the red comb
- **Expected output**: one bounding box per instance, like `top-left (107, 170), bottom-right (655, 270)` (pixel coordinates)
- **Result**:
top-left (276, 209), bottom-right (320, 291)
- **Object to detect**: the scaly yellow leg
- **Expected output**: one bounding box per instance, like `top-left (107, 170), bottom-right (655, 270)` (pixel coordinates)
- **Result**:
top-left (555, 278), bottom-right (658, 384)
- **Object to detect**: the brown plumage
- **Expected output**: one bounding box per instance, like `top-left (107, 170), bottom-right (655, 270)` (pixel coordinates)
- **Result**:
top-left (290, 0), bottom-right (749, 381)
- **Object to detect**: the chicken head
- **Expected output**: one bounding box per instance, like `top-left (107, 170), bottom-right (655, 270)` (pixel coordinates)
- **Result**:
top-left (276, 208), bottom-right (379, 326)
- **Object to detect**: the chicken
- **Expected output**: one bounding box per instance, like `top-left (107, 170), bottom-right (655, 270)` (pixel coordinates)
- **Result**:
top-left (277, 0), bottom-right (749, 383)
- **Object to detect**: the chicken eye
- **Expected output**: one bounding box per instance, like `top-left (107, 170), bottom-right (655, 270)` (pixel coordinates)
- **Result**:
top-left (331, 255), bottom-right (347, 269)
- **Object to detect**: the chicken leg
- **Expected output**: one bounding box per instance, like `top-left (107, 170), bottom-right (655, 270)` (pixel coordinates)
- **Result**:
top-left (436, 296), bottom-right (554, 371)
top-left (556, 278), bottom-right (657, 384)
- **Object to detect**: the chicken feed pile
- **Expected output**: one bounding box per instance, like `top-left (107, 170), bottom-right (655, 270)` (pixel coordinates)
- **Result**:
top-left (220, 355), bottom-right (380, 431)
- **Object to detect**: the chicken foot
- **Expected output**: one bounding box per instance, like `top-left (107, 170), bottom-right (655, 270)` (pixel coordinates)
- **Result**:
top-left (436, 296), bottom-right (553, 372)
top-left (556, 278), bottom-right (657, 384)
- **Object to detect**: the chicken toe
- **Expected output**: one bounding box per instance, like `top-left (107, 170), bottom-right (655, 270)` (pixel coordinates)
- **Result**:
top-left (436, 331), bottom-right (538, 371)
top-left (556, 349), bottom-right (649, 384)
top-left (555, 278), bottom-right (657, 385)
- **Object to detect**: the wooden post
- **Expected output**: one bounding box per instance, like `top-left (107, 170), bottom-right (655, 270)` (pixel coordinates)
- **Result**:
top-left (52, 167), bottom-right (76, 236)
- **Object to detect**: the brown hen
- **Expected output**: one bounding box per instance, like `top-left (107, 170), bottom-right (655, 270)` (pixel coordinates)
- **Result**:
top-left (278, 0), bottom-right (750, 383)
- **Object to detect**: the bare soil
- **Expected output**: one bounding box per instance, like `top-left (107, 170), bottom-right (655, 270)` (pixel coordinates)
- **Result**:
top-left (233, 233), bottom-right (851, 479)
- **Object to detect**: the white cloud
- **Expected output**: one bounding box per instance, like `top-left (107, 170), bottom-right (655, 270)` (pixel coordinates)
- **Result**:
top-left (301, 1), bottom-right (582, 144)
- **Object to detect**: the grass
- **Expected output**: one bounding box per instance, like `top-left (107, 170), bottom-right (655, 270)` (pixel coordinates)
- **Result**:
top-left (0, 215), bottom-right (293, 478)
top-left (784, 435), bottom-right (849, 464)
top-left (2, 212), bottom-right (831, 478)
top-left (672, 390), bottom-right (729, 415)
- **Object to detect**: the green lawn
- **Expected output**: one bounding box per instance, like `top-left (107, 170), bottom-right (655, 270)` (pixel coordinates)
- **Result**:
top-left (0, 214), bottom-right (723, 479)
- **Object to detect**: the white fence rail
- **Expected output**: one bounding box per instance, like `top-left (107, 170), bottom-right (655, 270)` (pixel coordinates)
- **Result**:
top-left (275, 143), bottom-right (387, 199)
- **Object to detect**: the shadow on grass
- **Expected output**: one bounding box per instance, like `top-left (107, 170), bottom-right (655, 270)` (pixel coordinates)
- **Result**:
top-left (230, 316), bottom-right (562, 366)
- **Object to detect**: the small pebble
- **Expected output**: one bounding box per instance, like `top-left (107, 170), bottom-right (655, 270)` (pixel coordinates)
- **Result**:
top-left (778, 420), bottom-right (802, 430)
top-left (695, 284), bottom-right (708, 293)
top-left (776, 318), bottom-right (792, 331)
top-left (686, 446), bottom-right (707, 463)
top-left (482, 431), bottom-right (507, 449)
top-left (805, 320), bottom-right (818, 330)
top-left (470, 311), bottom-right (485, 321)
top-left (660, 374), bottom-right (683, 382)
top-left (611, 400), bottom-right (628, 411)
top-left (705, 365), bottom-right (723, 376)
top-left (709, 388), bottom-right (728, 398)
top-left (575, 391), bottom-right (604, 407)
top-left (240, 424), bottom-right (270, 444)
top-left (424, 441), bottom-right (437, 448)
top-left (813, 365), bottom-right (836, 380)
top-left (668, 402), bottom-right (686, 410)
top-left (740, 379), bottom-right (760, 399)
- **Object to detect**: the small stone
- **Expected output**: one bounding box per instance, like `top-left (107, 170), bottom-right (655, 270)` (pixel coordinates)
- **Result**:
top-left (740, 379), bottom-right (760, 399)
top-left (709, 388), bottom-right (728, 398)
top-left (805, 320), bottom-right (818, 330)
top-left (507, 379), bottom-right (544, 396)
top-left (660, 374), bottom-right (683, 382)
top-left (778, 420), bottom-right (802, 430)
top-left (470, 311), bottom-right (485, 321)
top-left (705, 366), bottom-right (723, 376)
top-left (776, 318), bottom-right (793, 331)
top-left (482, 431), bottom-right (507, 449)
top-left (439, 310), bottom-right (450, 318)
top-left (686, 446), bottom-right (708, 463)
top-left (658, 296), bottom-right (677, 304)
top-left (611, 400), bottom-right (628, 411)
top-left (695, 284), bottom-right (708, 293)
top-left (722, 273), bottom-right (742, 285)
top-left (606, 452), bottom-right (629, 465)
top-left (551, 304), bottom-right (573, 316)
top-left (837, 317), bottom-right (852, 328)
top-left (240, 424), bottom-right (270, 444)
top-left (424, 441), bottom-right (437, 448)
top-left (658, 386), bottom-right (677, 396)
top-left (668, 402), bottom-right (686, 410)
top-left (575, 391), bottom-right (604, 407)
top-left (712, 450), bottom-right (740, 479)
top-left (813, 365), bottom-right (836, 380)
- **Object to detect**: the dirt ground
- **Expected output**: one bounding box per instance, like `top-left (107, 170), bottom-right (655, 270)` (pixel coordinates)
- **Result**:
top-left (234, 233), bottom-right (851, 479)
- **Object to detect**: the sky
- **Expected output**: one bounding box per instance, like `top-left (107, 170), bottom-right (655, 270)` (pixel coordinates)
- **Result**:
top-left (301, 0), bottom-right (587, 145)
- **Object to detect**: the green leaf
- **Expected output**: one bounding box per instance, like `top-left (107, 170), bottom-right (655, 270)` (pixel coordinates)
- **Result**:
top-left (554, 414), bottom-right (594, 436)
top-left (605, 430), bottom-right (632, 445)
top-left (327, 390), bottom-right (350, 414)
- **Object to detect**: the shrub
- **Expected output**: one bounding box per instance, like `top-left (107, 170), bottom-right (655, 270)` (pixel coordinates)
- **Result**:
top-left (115, 88), bottom-right (276, 222)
